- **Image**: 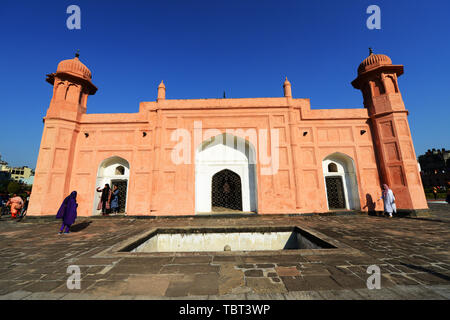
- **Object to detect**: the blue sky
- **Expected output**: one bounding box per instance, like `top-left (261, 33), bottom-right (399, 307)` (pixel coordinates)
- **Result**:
top-left (0, 0), bottom-right (449, 168)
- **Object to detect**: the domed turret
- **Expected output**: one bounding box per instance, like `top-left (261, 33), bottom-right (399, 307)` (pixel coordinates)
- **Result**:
top-left (46, 51), bottom-right (97, 95)
top-left (56, 52), bottom-right (92, 81)
top-left (357, 48), bottom-right (393, 75)
top-left (352, 48), bottom-right (403, 92)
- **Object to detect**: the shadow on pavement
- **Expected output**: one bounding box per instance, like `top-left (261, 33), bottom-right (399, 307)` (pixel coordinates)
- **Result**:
top-left (70, 221), bottom-right (92, 232)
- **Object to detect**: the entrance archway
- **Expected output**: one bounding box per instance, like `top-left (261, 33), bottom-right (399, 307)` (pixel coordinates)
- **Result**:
top-left (211, 169), bottom-right (242, 211)
top-left (195, 133), bottom-right (257, 213)
top-left (93, 156), bottom-right (130, 215)
top-left (322, 153), bottom-right (360, 210)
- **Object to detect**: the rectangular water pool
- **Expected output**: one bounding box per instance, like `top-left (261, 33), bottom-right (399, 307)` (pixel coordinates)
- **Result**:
top-left (120, 226), bottom-right (336, 253)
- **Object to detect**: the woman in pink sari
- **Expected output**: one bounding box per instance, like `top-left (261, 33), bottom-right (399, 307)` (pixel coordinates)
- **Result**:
top-left (6, 194), bottom-right (24, 218)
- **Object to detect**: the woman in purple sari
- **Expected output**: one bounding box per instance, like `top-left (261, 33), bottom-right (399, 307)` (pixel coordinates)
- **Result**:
top-left (56, 191), bottom-right (78, 234)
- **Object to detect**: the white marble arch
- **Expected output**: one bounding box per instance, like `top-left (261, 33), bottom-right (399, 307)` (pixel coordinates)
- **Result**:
top-left (195, 133), bottom-right (257, 213)
top-left (322, 152), bottom-right (360, 210)
top-left (92, 156), bottom-right (130, 215)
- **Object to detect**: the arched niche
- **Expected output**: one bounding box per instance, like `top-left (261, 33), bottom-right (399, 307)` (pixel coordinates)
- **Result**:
top-left (55, 81), bottom-right (66, 101)
top-left (115, 165), bottom-right (125, 175)
top-left (93, 156), bottom-right (130, 215)
top-left (328, 162), bottom-right (338, 173)
top-left (322, 153), bottom-right (360, 210)
top-left (372, 78), bottom-right (385, 97)
top-left (66, 83), bottom-right (80, 102)
top-left (195, 133), bottom-right (257, 213)
top-left (384, 75), bottom-right (398, 94)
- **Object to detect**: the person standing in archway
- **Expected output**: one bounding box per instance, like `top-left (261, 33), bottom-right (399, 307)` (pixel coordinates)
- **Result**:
top-left (56, 191), bottom-right (78, 234)
top-left (110, 185), bottom-right (120, 214)
top-left (378, 184), bottom-right (396, 218)
top-left (96, 184), bottom-right (111, 216)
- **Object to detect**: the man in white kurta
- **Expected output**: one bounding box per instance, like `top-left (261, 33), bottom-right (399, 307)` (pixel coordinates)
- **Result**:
top-left (380, 184), bottom-right (396, 217)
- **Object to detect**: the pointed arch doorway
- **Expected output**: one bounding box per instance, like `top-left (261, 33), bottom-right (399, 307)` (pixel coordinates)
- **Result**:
top-left (93, 156), bottom-right (130, 215)
top-left (211, 169), bottom-right (243, 212)
top-left (195, 133), bottom-right (257, 213)
top-left (322, 153), bottom-right (360, 210)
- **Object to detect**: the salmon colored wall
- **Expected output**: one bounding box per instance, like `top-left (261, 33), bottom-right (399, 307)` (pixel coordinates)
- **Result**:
top-left (27, 54), bottom-right (428, 217)
top-left (29, 97), bottom-right (388, 216)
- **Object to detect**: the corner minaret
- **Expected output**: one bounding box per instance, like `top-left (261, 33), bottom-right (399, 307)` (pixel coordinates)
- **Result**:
top-left (28, 52), bottom-right (97, 216)
top-left (352, 49), bottom-right (428, 212)
top-left (45, 51), bottom-right (97, 121)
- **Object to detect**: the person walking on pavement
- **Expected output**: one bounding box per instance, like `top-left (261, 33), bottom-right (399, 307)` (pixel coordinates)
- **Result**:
top-left (56, 191), bottom-right (78, 234)
top-left (378, 184), bottom-right (396, 218)
top-left (6, 194), bottom-right (23, 219)
top-left (19, 190), bottom-right (31, 218)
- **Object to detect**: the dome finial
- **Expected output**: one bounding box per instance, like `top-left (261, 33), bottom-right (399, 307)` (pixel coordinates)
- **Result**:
top-left (75, 49), bottom-right (80, 58)
top-left (369, 47), bottom-right (374, 55)
top-left (157, 80), bottom-right (166, 101)
top-left (283, 76), bottom-right (292, 97)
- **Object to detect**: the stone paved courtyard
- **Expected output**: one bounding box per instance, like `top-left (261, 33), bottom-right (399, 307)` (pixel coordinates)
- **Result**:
top-left (0, 203), bottom-right (449, 300)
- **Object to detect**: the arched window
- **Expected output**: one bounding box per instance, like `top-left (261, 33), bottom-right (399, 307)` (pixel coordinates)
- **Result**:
top-left (328, 163), bottom-right (338, 172)
top-left (372, 78), bottom-right (385, 96)
top-left (384, 75), bottom-right (398, 93)
top-left (115, 166), bottom-right (125, 175)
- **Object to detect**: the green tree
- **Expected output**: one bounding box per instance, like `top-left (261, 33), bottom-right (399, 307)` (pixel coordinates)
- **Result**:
top-left (0, 180), bottom-right (9, 193)
top-left (7, 181), bottom-right (20, 195)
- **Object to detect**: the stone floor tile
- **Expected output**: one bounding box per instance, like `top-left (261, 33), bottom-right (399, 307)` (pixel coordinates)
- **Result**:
top-left (246, 277), bottom-right (287, 294)
top-left (284, 291), bottom-right (323, 300)
top-left (280, 276), bottom-right (311, 291)
top-left (60, 293), bottom-right (102, 300)
top-left (423, 285), bottom-right (450, 299)
top-left (330, 274), bottom-right (367, 289)
top-left (21, 281), bottom-right (66, 293)
top-left (246, 293), bottom-right (286, 300)
top-left (244, 269), bottom-right (264, 277)
top-left (189, 273), bottom-right (220, 296)
top-left (318, 289), bottom-right (365, 300)
top-left (23, 292), bottom-right (67, 300)
top-left (302, 276), bottom-right (342, 291)
top-left (355, 288), bottom-right (405, 300)
top-left (164, 280), bottom-right (194, 297)
top-left (208, 293), bottom-right (247, 300)
top-left (0, 290), bottom-right (33, 300)
top-left (388, 285), bottom-right (445, 300)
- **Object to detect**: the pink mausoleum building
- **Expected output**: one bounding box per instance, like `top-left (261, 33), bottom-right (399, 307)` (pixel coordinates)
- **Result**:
top-left (28, 50), bottom-right (428, 217)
